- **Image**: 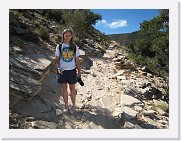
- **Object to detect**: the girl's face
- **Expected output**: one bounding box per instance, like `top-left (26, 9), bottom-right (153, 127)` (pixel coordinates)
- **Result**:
top-left (64, 31), bottom-right (72, 42)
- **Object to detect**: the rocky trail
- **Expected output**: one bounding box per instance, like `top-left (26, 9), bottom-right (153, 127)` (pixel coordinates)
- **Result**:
top-left (10, 48), bottom-right (169, 129)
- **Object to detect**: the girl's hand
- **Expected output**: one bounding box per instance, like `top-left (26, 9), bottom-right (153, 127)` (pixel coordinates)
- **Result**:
top-left (58, 68), bottom-right (63, 74)
top-left (77, 72), bottom-right (81, 78)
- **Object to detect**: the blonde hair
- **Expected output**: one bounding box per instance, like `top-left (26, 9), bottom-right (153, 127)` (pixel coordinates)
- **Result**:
top-left (61, 29), bottom-right (75, 51)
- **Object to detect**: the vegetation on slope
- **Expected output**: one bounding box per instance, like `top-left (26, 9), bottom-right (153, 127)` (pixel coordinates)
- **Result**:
top-left (108, 10), bottom-right (169, 80)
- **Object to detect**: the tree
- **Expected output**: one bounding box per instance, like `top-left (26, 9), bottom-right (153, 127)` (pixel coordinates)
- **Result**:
top-left (135, 9), bottom-right (169, 77)
top-left (61, 9), bottom-right (102, 39)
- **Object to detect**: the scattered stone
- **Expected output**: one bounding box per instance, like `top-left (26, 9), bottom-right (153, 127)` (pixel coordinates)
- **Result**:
top-left (123, 121), bottom-right (135, 129)
top-left (123, 107), bottom-right (138, 120)
top-left (117, 76), bottom-right (126, 80)
top-left (33, 121), bottom-right (58, 129)
top-left (56, 109), bottom-right (63, 116)
top-left (142, 110), bottom-right (158, 116)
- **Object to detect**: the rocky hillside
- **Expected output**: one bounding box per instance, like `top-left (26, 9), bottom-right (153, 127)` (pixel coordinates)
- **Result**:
top-left (9, 9), bottom-right (107, 105)
top-left (107, 31), bottom-right (141, 46)
top-left (107, 29), bottom-right (156, 47)
top-left (9, 10), bottom-right (169, 129)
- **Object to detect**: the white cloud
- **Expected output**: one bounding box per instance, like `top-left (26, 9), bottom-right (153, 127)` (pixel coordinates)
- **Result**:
top-left (108, 20), bottom-right (127, 29)
top-left (96, 19), bottom-right (127, 29)
top-left (101, 20), bottom-right (107, 24)
top-left (96, 20), bottom-right (107, 25)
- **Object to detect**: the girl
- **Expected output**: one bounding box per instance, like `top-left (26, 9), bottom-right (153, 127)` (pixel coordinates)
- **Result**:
top-left (55, 29), bottom-right (81, 113)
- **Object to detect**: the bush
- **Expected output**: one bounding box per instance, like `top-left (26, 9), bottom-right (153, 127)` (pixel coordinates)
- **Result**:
top-left (53, 35), bottom-right (61, 43)
top-left (152, 101), bottom-right (168, 112)
top-left (42, 10), bottom-right (64, 23)
top-left (33, 19), bottom-right (41, 27)
top-left (36, 25), bottom-right (49, 41)
top-left (14, 10), bottom-right (23, 17)
top-left (14, 39), bottom-right (24, 47)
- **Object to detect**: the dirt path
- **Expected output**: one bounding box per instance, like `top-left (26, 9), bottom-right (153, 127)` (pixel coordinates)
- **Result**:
top-left (11, 48), bottom-right (124, 129)
top-left (61, 49), bottom-right (124, 129)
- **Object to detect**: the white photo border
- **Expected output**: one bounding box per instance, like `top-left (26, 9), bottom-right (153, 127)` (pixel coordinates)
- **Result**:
top-left (0, 0), bottom-right (179, 140)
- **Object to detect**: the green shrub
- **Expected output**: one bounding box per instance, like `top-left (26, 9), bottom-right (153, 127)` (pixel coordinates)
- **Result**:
top-left (36, 25), bottom-right (49, 41)
top-left (152, 101), bottom-right (168, 112)
top-left (14, 10), bottom-right (23, 17)
top-left (33, 19), bottom-right (41, 27)
top-left (14, 39), bottom-right (24, 47)
top-left (53, 35), bottom-right (60, 43)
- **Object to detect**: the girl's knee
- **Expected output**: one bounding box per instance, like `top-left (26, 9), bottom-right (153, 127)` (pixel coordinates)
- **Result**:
top-left (70, 87), bottom-right (76, 93)
top-left (61, 84), bottom-right (67, 90)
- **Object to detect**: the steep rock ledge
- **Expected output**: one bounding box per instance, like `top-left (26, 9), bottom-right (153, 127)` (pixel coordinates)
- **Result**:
top-left (9, 53), bottom-right (55, 106)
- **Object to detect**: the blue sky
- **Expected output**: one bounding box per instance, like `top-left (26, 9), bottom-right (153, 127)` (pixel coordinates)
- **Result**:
top-left (91, 9), bottom-right (160, 35)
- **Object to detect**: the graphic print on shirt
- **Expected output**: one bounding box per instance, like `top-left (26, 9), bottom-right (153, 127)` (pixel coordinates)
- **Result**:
top-left (61, 47), bottom-right (74, 62)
